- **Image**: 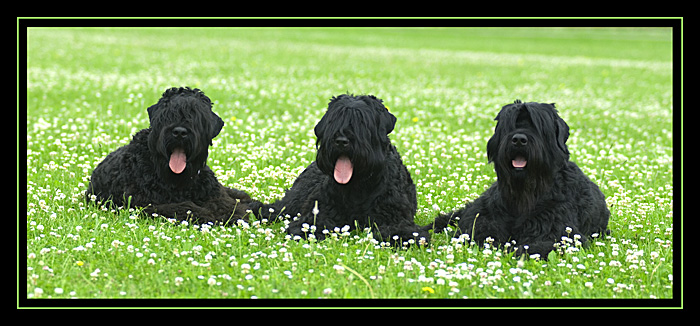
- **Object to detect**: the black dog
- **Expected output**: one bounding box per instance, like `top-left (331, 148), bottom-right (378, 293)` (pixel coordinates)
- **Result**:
top-left (86, 87), bottom-right (251, 224)
top-left (427, 100), bottom-right (609, 258)
top-left (251, 94), bottom-right (429, 247)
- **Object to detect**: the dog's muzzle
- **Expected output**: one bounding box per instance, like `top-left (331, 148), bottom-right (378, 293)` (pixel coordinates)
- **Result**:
top-left (511, 133), bottom-right (528, 169)
top-left (333, 136), bottom-right (353, 184)
top-left (168, 127), bottom-right (189, 174)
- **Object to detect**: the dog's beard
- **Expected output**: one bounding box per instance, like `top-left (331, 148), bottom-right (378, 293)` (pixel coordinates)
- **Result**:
top-left (494, 136), bottom-right (554, 214)
top-left (161, 133), bottom-right (196, 175)
top-left (318, 142), bottom-right (385, 186)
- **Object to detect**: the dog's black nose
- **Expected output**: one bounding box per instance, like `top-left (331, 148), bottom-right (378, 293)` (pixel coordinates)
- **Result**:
top-left (172, 127), bottom-right (188, 138)
top-left (334, 136), bottom-right (350, 148)
top-left (512, 133), bottom-right (528, 146)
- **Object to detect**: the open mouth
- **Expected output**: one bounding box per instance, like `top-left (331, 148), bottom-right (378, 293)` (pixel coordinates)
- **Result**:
top-left (169, 147), bottom-right (187, 174)
top-left (512, 155), bottom-right (527, 170)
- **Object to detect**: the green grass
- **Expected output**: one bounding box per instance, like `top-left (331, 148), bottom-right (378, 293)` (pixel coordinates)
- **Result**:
top-left (23, 26), bottom-right (675, 302)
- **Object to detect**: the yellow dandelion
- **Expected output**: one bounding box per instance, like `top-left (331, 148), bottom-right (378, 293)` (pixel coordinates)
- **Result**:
top-left (412, 117), bottom-right (419, 123)
top-left (421, 286), bottom-right (435, 294)
top-left (76, 261), bottom-right (84, 267)
top-left (230, 116), bottom-right (237, 122)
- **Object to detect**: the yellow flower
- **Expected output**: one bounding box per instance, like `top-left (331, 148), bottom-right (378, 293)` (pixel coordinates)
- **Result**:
top-left (412, 117), bottom-right (419, 123)
top-left (230, 116), bottom-right (237, 122)
top-left (421, 286), bottom-right (435, 294)
top-left (76, 261), bottom-right (84, 267)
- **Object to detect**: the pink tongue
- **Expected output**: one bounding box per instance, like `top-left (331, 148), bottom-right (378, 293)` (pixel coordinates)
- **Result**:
top-left (334, 156), bottom-right (353, 184)
top-left (169, 148), bottom-right (187, 174)
top-left (512, 156), bottom-right (527, 168)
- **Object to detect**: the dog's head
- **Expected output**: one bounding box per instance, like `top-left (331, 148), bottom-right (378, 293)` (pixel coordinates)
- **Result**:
top-left (486, 100), bottom-right (570, 185)
top-left (146, 87), bottom-right (224, 181)
top-left (314, 94), bottom-right (396, 185)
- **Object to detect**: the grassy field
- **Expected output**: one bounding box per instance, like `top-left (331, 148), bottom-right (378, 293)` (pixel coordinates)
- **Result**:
top-left (23, 26), bottom-right (676, 304)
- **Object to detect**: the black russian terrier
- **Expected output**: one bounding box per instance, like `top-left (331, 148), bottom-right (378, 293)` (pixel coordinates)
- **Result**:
top-left (251, 94), bottom-right (430, 247)
top-left (427, 100), bottom-right (610, 258)
top-left (86, 87), bottom-right (251, 224)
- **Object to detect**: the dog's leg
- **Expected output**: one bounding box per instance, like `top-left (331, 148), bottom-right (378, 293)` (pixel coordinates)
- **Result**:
top-left (424, 212), bottom-right (459, 233)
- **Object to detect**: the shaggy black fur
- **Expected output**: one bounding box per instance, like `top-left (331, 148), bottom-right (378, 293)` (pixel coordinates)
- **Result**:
top-left (427, 100), bottom-right (610, 258)
top-left (85, 87), bottom-right (251, 224)
top-left (251, 94), bottom-right (429, 247)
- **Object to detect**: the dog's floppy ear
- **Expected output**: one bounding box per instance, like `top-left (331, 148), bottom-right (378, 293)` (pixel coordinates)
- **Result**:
top-left (550, 103), bottom-right (570, 156)
top-left (191, 88), bottom-right (223, 144)
top-left (486, 123), bottom-right (500, 163)
top-left (147, 103), bottom-right (159, 122)
top-left (486, 103), bottom-right (509, 163)
top-left (366, 95), bottom-right (396, 135)
top-left (209, 113), bottom-right (224, 144)
top-left (379, 106), bottom-right (396, 135)
top-left (313, 111), bottom-right (328, 140)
